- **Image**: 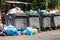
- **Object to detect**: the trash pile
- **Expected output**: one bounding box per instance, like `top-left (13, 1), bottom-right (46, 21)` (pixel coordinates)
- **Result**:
top-left (0, 24), bottom-right (38, 36)
top-left (7, 7), bottom-right (59, 15)
top-left (0, 25), bottom-right (18, 36)
top-left (21, 27), bottom-right (38, 35)
top-left (8, 7), bottom-right (25, 15)
top-left (0, 7), bottom-right (60, 36)
top-left (29, 9), bottom-right (38, 14)
top-left (28, 8), bottom-right (59, 15)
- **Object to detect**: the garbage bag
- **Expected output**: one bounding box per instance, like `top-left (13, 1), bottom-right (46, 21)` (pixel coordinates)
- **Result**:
top-left (8, 7), bottom-right (25, 14)
top-left (21, 27), bottom-right (38, 35)
top-left (34, 11), bottom-right (38, 14)
top-left (21, 28), bottom-right (31, 35)
top-left (31, 29), bottom-right (38, 35)
top-left (5, 25), bottom-right (18, 36)
top-left (21, 27), bottom-right (27, 31)
top-left (6, 28), bottom-right (18, 36)
top-left (40, 10), bottom-right (47, 14)
top-left (49, 10), bottom-right (58, 14)
top-left (27, 27), bottom-right (38, 35)
top-left (29, 9), bottom-right (38, 14)
top-left (29, 9), bottom-right (34, 14)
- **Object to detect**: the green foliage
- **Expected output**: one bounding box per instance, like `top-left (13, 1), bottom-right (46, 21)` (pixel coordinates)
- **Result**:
top-left (16, 0), bottom-right (59, 10)
top-left (48, 0), bottom-right (58, 9)
top-left (1, 0), bottom-right (6, 5)
top-left (1, 0), bottom-right (59, 10)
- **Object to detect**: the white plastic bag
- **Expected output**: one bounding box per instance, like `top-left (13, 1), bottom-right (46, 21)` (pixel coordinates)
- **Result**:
top-left (8, 7), bottom-right (25, 14)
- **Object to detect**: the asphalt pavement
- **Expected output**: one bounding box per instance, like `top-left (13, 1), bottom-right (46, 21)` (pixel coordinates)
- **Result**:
top-left (0, 29), bottom-right (60, 40)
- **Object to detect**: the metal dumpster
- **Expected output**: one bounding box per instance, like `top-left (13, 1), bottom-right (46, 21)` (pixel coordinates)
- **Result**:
top-left (43, 15), bottom-right (51, 30)
top-left (43, 17), bottom-right (51, 28)
top-left (29, 14), bottom-right (40, 30)
top-left (54, 15), bottom-right (60, 28)
top-left (15, 15), bottom-right (27, 30)
top-left (43, 14), bottom-right (56, 30)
